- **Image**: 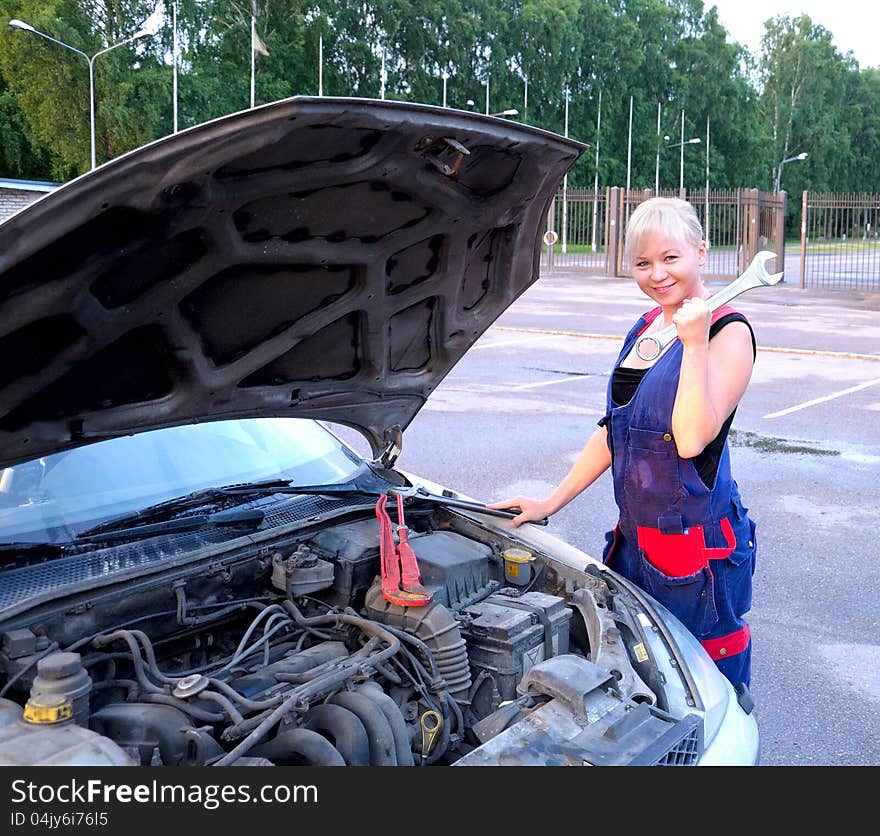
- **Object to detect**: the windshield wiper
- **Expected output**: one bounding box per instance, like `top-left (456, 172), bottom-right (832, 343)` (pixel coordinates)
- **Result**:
top-left (77, 480), bottom-right (370, 538)
top-left (78, 478), bottom-right (543, 543)
top-left (77, 505), bottom-right (266, 545)
top-left (0, 540), bottom-right (70, 558)
top-left (201, 482), bottom-right (546, 524)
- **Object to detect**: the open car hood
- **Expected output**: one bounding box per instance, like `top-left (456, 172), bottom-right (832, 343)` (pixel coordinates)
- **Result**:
top-left (0, 97), bottom-right (584, 468)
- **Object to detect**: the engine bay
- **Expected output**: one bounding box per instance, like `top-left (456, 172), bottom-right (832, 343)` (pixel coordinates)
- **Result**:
top-left (0, 502), bottom-right (703, 766)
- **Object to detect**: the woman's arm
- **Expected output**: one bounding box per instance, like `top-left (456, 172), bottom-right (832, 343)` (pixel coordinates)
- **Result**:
top-left (671, 299), bottom-right (754, 459)
top-left (488, 425), bottom-right (612, 527)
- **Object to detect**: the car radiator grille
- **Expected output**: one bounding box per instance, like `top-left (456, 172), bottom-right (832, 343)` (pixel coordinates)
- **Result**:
top-left (654, 723), bottom-right (702, 766)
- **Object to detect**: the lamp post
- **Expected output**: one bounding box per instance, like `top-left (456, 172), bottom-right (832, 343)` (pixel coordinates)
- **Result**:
top-left (172, 0), bottom-right (177, 132)
top-left (9, 18), bottom-right (150, 170)
top-left (654, 102), bottom-right (662, 192)
top-left (591, 89), bottom-right (602, 252)
top-left (705, 114), bottom-right (710, 246)
top-left (663, 134), bottom-right (701, 192)
top-left (775, 152), bottom-right (808, 193)
top-left (680, 112), bottom-right (699, 193)
top-left (562, 86), bottom-right (569, 254)
top-left (626, 95), bottom-right (633, 194)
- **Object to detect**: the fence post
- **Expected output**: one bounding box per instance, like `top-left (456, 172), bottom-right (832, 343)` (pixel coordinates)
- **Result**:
top-left (545, 196), bottom-right (556, 271)
top-left (774, 190), bottom-right (786, 281)
top-left (742, 188), bottom-right (759, 267)
top-left (735, 189), bottom-right (742, 273)
top-left (603, 187), bottom-right (612, 275)
top-left (607, 187), bottom-right (622, 276)
top-left (800, 191), bottom-right (808, 288)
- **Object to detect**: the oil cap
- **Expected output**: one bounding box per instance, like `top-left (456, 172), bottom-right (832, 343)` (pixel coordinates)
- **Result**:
top-left (23, 693), bottom-right (74, 725)
top-left (28, 651), bottom-right (91, 726)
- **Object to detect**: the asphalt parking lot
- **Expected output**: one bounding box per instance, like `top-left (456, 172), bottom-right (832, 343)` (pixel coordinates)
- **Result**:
top-left (390, 269), bottom-right (880, 766)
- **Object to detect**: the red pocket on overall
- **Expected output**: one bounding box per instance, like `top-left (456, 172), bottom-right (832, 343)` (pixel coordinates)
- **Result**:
top-left (636, 519), bottom-right (735, 578)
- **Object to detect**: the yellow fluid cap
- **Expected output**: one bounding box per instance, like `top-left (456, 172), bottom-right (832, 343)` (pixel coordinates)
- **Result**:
top-left (23, 693), bottom-right (73, 725)
top-left (502, 547), bottom-right (535, 565)
top-left (502, 547), bottom-right (536, 583)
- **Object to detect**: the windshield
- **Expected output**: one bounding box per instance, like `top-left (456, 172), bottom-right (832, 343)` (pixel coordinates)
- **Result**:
top-left (0, 418), bottom-right (362, 543)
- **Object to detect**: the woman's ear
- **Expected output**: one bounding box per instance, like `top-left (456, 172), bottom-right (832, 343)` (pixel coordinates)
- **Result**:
top-left (697, 240), bottom-right (708, 266)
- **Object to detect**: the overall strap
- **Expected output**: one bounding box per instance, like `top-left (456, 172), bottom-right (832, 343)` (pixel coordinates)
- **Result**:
top-left (636, 306), bottom-right (663, 336)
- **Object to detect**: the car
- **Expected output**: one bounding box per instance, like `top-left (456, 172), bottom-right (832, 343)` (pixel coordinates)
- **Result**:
top-left (0, 96), bottom-right (758, 767)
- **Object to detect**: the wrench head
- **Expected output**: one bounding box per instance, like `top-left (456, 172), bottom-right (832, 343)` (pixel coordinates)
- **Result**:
top-left (635, 335), bottom-right (662, 361)
top-left (754, 250), bottom-right (784, 286)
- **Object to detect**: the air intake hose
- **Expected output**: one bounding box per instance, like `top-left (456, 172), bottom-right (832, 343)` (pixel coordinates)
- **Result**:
top-left (364, 580), bottom-right (471, 703)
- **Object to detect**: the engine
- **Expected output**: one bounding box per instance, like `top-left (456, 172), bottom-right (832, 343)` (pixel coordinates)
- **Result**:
top-left (0, 508), bottom-right (687, 767)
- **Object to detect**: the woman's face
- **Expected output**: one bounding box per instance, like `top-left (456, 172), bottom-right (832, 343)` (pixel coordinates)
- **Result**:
top-left (630, 231), bottom-right (706, 308)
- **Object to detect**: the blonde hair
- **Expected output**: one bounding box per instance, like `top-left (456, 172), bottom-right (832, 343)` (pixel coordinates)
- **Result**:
top-left (624, 197), bottom-right (704, 265)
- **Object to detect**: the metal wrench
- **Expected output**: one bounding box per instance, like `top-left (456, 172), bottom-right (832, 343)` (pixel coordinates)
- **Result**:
top-left (634, 250), bottom-right (783, 361)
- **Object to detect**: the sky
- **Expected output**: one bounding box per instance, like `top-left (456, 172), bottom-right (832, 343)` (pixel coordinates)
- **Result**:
top-left (707, 0), bottom-right (880, 69)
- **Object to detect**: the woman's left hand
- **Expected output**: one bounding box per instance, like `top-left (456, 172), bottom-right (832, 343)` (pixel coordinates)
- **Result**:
top-left (672, 297), bottom-right (711, 348)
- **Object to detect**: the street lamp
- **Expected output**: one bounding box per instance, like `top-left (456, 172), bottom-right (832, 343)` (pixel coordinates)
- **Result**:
top-left (776, 152), bottom-right (808, 193)
top-left (654, 102), bottom-right (662, 193)
top-left (705, 114), bottom-right (710, 246)
top-left (9, 18), bottom-right (150, 170)
top-left (625, 95), bottom-right (633, 194)
top-left (676, 112), bottom-right (700, 192)
top-left (663, 134), bottom-right (700, 192)
top-left (591, 89), bottom-right (602, 252)
top-left (489, 109), bottom-right (518, 117)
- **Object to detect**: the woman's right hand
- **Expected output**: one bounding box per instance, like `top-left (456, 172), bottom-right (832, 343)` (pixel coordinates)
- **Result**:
top-left (486, 496), bottom-right (553, 528)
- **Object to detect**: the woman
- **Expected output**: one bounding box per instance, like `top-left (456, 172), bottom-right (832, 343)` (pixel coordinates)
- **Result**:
top-left (489, 197), bottom-right (757, 692)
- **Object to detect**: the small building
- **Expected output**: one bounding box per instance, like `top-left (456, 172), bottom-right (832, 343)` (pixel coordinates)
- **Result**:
top-left (0, 178), bottom-right (59, 223)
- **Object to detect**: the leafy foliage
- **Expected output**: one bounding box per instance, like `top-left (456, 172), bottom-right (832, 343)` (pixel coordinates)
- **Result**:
top-left (0, 0), bottom-right (876, 193)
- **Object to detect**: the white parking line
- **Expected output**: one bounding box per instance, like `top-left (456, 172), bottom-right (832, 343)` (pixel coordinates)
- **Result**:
top-left (471, 333), bottom-right (556, 351)
top-left (512, 374), bottom-right (601, 391)
top-left (763, 377), bottom-right (880, 419)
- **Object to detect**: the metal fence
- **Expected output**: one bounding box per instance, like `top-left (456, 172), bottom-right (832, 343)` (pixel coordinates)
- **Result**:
top-left (542, 187), bottom-right (786, 281)
top-left (549, 187), bottom-right (609, 272)
top-left (799, 191), bottom-right (880, 290)
top-left (542, 187), bottom-right (880, 292)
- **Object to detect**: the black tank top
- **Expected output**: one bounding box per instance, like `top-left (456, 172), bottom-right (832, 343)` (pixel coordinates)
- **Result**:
top-left (611, 313), bottom-right (756, 488)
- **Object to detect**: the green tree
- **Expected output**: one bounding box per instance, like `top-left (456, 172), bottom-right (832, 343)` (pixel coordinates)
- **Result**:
top-left (847, 68), bottom-right (880, 192)
top-left (665, 3), bottom-right (767, 189)
top-left (758, 14), bottom-right (854, 194)
top-left (0, 0), bottom-right (876, 194)
top-left (0, 0), bottom-right (163, 176)
top-left (0, 68), bottom-right (53, 177)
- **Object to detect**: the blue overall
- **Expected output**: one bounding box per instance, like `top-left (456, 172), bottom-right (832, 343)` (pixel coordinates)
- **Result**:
top-left (599, 305), bottom-right (757, 688)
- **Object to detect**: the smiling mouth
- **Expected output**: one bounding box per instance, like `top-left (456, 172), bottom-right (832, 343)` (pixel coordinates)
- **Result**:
top-left (653, 283), bottom-right (675, 293)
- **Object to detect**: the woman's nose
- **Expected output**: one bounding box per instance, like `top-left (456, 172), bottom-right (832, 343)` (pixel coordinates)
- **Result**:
top-left (650, 261), bottom-right (667, 280)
